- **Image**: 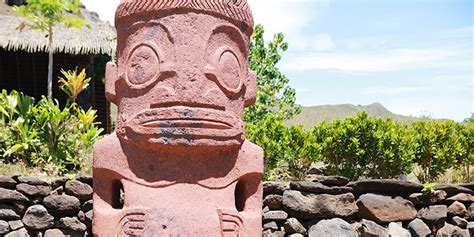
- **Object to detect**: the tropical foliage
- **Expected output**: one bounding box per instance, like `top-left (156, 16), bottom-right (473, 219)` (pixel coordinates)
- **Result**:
top-left (0, 69), bottom-right (102, 175)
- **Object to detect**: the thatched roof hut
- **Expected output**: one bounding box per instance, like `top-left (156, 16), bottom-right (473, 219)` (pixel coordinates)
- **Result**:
top-left (0, 1), bottom-right (116, 55)
top-left (0, 1), bottom-right (116, 131)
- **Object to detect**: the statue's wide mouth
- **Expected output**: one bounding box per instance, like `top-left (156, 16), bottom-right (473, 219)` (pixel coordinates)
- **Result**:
top-left (119, 106), bottom-right (244, 146)
top-left (131, 106), bottom-right (236, 130)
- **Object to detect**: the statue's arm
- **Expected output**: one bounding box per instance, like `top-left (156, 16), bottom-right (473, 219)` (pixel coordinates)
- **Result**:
top-left (238, 142), bottom-right (264, 235)
top-left (92, 137), bottom-right (123, 236)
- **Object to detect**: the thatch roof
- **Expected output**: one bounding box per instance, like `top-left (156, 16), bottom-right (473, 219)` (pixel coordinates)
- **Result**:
top-left (0, 2), bottom-right (116, 56)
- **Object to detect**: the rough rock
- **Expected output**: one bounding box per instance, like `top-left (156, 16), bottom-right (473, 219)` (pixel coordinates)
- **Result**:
top-left (264, 182), bottom-right (289, 195)
top-left (447, 193), bottom-right (474, 202)
top-left (263, 210), bottom-right (288, 222)
top-left (284, 218), bottom-right (307, 235)
top-left (448, 201), bottom-right (468, 217)
top-left (16, 183), bottom-right (51, 197)
top-left (263, 195), bottom-right (283, 210)
top-left (417, 205), bottom-right (447, 225)
top-left (64, 180), bottom-right (93, 201)
top-left (0, 188), bottom-right (29, 202)
top-left (81, 200), bottom-right (93, 212)
top-left (459, 183), bottom-right (474, 191)
top-left (435, 184), bottom-right (474, 196)
top-left (42, 194), bottom-right (81, 217)
top-left (22, 204), bottom-right (54, 230)
top-left (287, 234), bottom-right (305, 237)
top-left (359, 219), bottom-right (388, 237)
top-left (263, 221), bottom-right (279, 230)
top-left (0, 220), bottom-right (9, 235)
top-left (388, 222), bottom-right (411, 237)
top-left (75, 176), bottom-right (93, 187)
top-left (8, 220), bottom-right (23, 231)
top-left (357, 193), bottom-right (417, 224)
top-left (50, 178), bottom-right (68, 190)
top-left (313, 176), bottom-right (349, 186)
top-left (469, 203), bottom-right (474, 220)
top-left (435, 222), bottom-right (470, 237)
top-left (0, 204), bottom-right (20, 220)
top-left (55, 217), bottom-right (87, 232)
top-left (408, 218), bottom-right (431, 237)
top-left (12, 201), bottom-right (27, 215)
top-left (84, 210), bottom-right (93, 223)
top-left (44, 229), bottom-right (66, 237)
top-left (308, 218), bottom-right (358, 237)
top-left (4, 227), bottom-right (28, 237)
top-left (290, 181), bottom-right (353, 195)
top-left (77, 210), bottom-right (85, 222)
top-left (0, 176), bottom-right (17, 189)
top-left (262, 228), bottom-right (285, 237)
top-left (467, 222), bottom-right (474, 236)
top-left (348, 179), bottom-right (423, 195)
top-left (452, 216), bottom-right (468, 228)
top-left (283, 190), bottom-right (358, 219)
top-left (408, 190), bottom-right (447, 205)
top-left (17, 176), bottom-right (49, 186)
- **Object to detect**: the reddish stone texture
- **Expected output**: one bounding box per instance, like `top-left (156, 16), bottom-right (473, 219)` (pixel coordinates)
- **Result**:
top-left (93, 0), bottom-right (263, 236)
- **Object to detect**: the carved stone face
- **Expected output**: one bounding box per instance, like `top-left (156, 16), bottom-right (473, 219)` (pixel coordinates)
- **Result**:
top-left (105, 12), bottom-right (256, 150)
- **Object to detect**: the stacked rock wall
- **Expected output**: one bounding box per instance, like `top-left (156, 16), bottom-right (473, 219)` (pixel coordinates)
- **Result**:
top-left (1, 175), bottom-right (473, 236)
top-left (0, 175), bottom-right (93, 236)
top-left (263, 177), bottom-right (474, 237)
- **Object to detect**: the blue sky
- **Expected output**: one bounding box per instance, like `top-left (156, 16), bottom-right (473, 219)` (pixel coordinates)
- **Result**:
top-left (83, 0), bottom-right (473, 121)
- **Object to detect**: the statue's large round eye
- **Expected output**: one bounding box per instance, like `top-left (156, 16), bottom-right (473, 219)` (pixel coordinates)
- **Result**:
top-left (217, 50), bottom-right (242, 91)
top-left (126, 44), bottom-right (160, 87)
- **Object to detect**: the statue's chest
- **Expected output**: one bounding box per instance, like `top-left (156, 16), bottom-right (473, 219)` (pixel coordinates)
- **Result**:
top-left (116, 180), bottom-right (241, 236)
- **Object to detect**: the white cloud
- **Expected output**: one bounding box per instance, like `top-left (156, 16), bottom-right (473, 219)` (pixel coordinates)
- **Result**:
top-left (282, 48), bottom-right (468, 72)
top-left (361, 86), bottom-right (433, 96)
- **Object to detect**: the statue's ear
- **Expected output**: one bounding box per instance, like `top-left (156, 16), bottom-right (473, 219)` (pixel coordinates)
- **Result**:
top-left (244, 71), bottom-right (257, 107)
top-left (105, 62), bottom-right (118, 104)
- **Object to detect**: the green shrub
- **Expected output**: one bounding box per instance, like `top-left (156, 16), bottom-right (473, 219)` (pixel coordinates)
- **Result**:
top-left (412, 119), bottom-right (468, 183)
top-left (283, 125), bottom-right (320, 181)
top-left (246, 114), bottom-right (288, 180)
top-left (315, 112), bottom-right (414, 180)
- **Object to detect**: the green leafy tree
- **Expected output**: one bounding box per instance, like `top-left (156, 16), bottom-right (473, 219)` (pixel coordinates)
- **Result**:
top-left (245, 25), bottom-right (302, 180)
top-left (245, 24), bottom-right (301, 124)
top-left (14, 0), bottom-right (89, 98)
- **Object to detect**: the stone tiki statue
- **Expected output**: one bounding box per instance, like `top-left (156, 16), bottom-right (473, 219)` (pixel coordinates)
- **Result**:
top-left (93, 0), bottom-right (263, 236)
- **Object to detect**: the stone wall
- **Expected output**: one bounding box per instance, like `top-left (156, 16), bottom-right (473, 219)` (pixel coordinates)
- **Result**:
top-left (263, 177), bottom-right (474, 237)
top-left (0, 175), bottom-right (473, 236)
top-left (0, 175), bottom-right (92, 236)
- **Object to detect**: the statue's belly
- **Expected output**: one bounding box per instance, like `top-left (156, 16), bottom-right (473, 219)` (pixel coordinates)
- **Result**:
top-left (117, 180), bottom-right (239, 236)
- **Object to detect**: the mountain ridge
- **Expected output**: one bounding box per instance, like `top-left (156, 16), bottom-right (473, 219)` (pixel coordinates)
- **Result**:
top-left (286, 103), bottom-right (418, 129)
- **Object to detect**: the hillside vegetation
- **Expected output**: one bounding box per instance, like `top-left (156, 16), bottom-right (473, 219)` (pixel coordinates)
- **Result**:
top-left (287, 103), bottom-right (418, 129)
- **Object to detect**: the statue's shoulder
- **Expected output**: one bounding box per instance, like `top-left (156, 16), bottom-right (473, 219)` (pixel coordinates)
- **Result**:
top-left (93, 132), bottom-right (126, 169)
top-left (239, 140), bottom-right (264, 172)
top-left (93, 132), bottom-right (120, 154)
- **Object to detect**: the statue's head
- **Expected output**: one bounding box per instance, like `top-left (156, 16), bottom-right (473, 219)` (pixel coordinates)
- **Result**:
top-left (106, 0), bottom-right (256, 150)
